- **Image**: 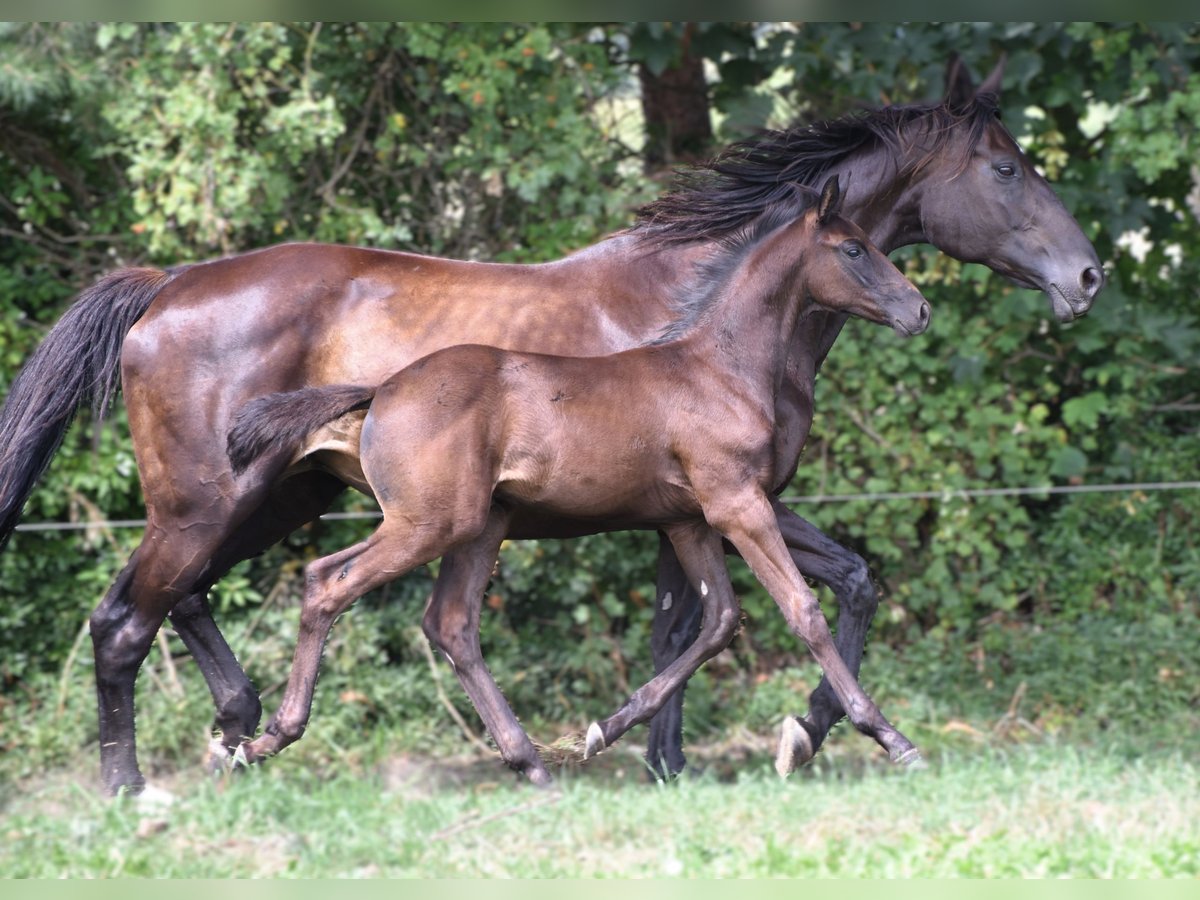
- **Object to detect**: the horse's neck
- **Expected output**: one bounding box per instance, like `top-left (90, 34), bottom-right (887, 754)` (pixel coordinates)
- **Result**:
top-left (824, 142), bottom-right (927, 255)
top-left (792, 143), bottom-right (926, 377)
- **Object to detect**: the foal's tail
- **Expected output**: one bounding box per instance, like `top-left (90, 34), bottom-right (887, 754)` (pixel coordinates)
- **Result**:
top-left (0, 267), bottom-right (177, 550)
top-left (227, 385), bottom-right (376, 476)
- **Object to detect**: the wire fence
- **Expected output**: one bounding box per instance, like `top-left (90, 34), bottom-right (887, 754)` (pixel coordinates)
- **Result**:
top-left (13, 480), bottom-right (1200, 534)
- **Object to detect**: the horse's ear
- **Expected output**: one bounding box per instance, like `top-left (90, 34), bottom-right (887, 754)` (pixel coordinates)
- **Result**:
top-left (817, 175), bottom-right (842, 225)
top-left (977, 52), bottom-right (1006, 98)
top-left (943, 53), bottom-right (975, 108)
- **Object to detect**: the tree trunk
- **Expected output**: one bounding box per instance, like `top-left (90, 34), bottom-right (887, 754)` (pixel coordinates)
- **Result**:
top-left (638, 23), bottom-right (713, 170)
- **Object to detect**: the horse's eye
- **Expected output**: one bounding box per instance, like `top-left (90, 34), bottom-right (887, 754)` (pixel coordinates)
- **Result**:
top-left (843, 242), bottom-right (863, 260)
top-left (995, 163), bottom-right (1017, 179)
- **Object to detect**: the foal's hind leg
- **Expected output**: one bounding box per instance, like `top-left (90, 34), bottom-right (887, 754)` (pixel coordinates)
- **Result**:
top-left (585, 522), bottom-right (740, 761)
top-left (236, 518), bottom-right (450, 764)
top-left (421, 507), bottom-right (553, 786)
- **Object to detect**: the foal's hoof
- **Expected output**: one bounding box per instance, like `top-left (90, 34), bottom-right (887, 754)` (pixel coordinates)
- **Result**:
top-left (583, 722), bottom-right (607, 760)
top-left (891, 746), bottom-right (927, 770)
top-left (775, 715), bottom-right (816, 778)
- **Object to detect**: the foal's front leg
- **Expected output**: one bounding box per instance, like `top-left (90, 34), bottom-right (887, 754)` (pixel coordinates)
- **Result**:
top-left (585, 522), bottom-right (741, 761)
top-left (706, 490), bottom-right (919, 766)
top-left (647, 506), bottom-right (883, 776)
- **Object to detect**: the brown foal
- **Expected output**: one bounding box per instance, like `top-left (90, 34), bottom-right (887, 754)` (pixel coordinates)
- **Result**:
top-left (226, 177), bottom-right (931, 783)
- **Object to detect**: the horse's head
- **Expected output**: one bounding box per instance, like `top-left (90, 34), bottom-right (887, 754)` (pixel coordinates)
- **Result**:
top-left (908, 55), bottom-right (1104, 322)
top-left (804, 176), bottom-right (931, 337)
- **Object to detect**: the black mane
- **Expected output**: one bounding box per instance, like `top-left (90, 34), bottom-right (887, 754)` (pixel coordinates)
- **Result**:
top-left (634, 93), bottom-right (1000, 247)
top-left (646, 187), bottom-right (820, 346)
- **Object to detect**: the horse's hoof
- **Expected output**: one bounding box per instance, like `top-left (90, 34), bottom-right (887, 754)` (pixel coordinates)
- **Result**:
top-left (584, 722), bottom-right (606, 760)
top-left (525, 765), bottom-right (556, 788)
top-left (204, 739), bottom-right (233, 775)
top-left (231, 743), bottom-right (253, 769)
top-left (892, 746), bottom-right (926, 769)
top-left (134, 783), bottom-right (177, 812)
top-left (775, 715), bottom-right (815, 777)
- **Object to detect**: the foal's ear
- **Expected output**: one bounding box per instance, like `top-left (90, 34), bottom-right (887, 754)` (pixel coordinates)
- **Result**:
top-left (817, 175), bottom-right (842, 225)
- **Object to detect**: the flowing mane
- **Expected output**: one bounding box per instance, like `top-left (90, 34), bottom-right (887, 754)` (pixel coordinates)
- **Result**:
top-left (633, 93), bottom-right (1000, 247)
top-left (647, 187), bottom-right (820, 346)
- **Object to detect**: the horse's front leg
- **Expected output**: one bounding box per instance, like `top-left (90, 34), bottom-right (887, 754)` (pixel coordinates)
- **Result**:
top-left (770, 501), bottom-right (881, 774)
top-left (707, 490), bottom-right (919, 768)
top-left (644, 533), bottom-right (704, 780)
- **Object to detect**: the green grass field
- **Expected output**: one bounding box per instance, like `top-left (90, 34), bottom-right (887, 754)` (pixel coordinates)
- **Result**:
top-left (2, 742), bottom-right (1197, 877)
top-left (3, 614), bottom-right (1197, 877)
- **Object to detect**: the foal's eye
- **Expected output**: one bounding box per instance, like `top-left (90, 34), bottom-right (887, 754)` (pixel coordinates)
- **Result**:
top-left (843, 242), bottom-right (864, 260)
top-left (995, 163), bottom-right (1017, 179)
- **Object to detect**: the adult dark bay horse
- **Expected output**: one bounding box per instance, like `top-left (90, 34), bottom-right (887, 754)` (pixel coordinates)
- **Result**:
top-left (223, 177), bottom-right (932, 783)
top-left (0, 56), bottom-right (1102, 795)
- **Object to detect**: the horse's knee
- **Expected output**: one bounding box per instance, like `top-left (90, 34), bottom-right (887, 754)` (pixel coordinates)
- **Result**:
top-left (89, 586), bottom-right (167, 680)
top-left (841, 555), bottom-right (878, 614)
top-left (713, 604), bottom-right (740, 645)
top-left (215, 684), bottom-right (262, 737)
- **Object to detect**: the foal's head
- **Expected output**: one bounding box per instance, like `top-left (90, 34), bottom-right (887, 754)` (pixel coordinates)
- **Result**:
top-left (789, 176), bottom-right (931, 336)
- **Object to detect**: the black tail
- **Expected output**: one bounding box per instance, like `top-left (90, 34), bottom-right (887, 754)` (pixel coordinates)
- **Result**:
top-left (227, 385), bottom-right (376, 476)
top-left (0, 267), bottom-right (177, 550)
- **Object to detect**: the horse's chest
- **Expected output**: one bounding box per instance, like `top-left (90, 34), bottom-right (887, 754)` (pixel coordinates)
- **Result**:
top-left (770, 384), bottom-right (815, 482)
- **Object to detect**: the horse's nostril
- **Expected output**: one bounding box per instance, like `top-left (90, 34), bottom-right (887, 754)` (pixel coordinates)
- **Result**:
top-left (918, 301), bottom-right (930, 327)
top-left (1081, 266), bottom-right (1104, 298)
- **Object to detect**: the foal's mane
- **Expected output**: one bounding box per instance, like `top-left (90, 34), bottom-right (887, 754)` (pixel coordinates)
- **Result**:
top-left (647, 188), bottom-right (820, 346)
top-left (634, 93), bottom-right (1000, 248)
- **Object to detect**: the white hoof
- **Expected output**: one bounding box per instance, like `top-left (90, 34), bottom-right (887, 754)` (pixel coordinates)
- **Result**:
top-left (205, 738), bottom-right (231, 772)
top-left (775, 716), bottom-right (814, 778)
top-left (231, 744), bottom-right (251, 770)
top-left (134, 783), bottom-right (176, 812)
top-left (584, 722), bottom-right (606, 759)
top-left (892, 747), bottom-right (927, 769)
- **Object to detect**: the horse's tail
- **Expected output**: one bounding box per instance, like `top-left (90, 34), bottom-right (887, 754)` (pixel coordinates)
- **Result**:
top-left (227, 385), bottom-right (376, 476)
top-left (0, 266), bottom-right (178, 550)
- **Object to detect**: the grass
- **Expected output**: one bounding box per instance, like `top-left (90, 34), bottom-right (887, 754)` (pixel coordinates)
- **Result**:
top-left (2, 743), bottom-right (1198, 877)
top-left (2, 613), bottom-right (1197, 877)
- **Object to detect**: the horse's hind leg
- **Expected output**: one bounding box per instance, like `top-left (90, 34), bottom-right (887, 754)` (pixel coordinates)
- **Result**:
top-left (644, 534), bottom-right (702, 780)
top-left (168, 471), bottom-right (348, 767)
top-left (421, 507), bottom-right (553, 786)
top-left (168, 593), bottom-right (263, 766)
top-left (90, 529), bottom-right (229, 795)
top-left (586, 522), bottom-right (740, 761)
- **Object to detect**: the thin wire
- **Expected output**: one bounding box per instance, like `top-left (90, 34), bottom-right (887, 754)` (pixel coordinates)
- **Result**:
top-left (778, 480), bottom-right (1200, 505)
top-left (12, 480), bottom-right (1200, 534)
